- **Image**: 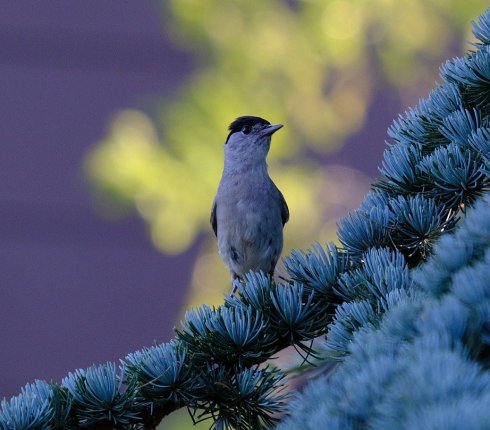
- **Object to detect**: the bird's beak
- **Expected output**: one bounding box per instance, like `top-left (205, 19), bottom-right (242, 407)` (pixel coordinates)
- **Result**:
top-left (261, 123), bottom-right (283, 137)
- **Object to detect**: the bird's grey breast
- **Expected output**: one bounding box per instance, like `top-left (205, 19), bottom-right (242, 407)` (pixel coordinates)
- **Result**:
top-left (217, 172), bottom-right (282, 233)
top-left (216, 171), bottom-right (283, 274)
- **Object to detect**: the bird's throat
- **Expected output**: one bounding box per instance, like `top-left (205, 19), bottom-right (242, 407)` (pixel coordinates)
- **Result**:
top-left (223, 158), bottom-right (268, 177)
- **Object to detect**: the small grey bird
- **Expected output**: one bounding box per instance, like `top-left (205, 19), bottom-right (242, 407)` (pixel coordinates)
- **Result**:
top-left (211, 116), bottom-right (289, 283)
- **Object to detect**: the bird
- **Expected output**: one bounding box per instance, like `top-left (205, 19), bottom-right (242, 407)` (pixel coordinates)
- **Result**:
top-left (211, 116), bottom-right (289, 288)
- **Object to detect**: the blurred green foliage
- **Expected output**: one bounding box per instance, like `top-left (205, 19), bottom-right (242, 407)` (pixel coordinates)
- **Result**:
top-left (158, 409), bottom-right (208, 430)
top-left (86, 0), bottom-right (483, 306)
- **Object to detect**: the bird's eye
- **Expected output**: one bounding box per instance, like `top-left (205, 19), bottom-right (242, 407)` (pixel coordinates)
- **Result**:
top-left (241, 125), bottom-right (252, 135)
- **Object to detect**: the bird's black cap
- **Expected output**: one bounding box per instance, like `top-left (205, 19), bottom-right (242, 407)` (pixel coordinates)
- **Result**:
top-left (226, 116), bottom-right (270, 143)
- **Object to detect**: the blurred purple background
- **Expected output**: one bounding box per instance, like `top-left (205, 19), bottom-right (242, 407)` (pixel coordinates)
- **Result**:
top-left (0, 1), bottom-right (399, 398)
top-left (0, 1), bottom-right (198, 398)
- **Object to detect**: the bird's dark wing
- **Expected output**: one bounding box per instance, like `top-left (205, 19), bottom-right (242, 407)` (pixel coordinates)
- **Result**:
top-left (280, 193), bottom-right (289, 226)
top-left (210, 200), bottom-right (218, 237)
top-left (272, 181), bottom-right (289, 226)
